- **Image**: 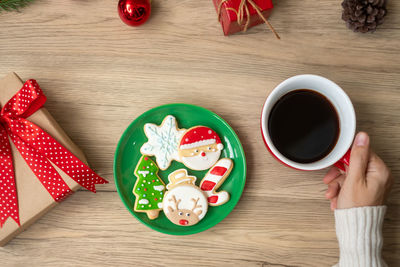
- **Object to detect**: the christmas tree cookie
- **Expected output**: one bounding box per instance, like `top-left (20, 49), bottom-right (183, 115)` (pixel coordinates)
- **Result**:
top-left (133, 155), bottom-right (166, 219)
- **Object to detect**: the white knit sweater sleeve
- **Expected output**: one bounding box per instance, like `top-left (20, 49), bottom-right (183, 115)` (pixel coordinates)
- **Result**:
top-left (333, 206), bottom-right (387, 267)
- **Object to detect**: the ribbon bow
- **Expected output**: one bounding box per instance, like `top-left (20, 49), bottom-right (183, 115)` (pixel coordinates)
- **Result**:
top-left (0, 80), bottom-right (108, 227)
top-left (218, 0), bottom-right (280, 39)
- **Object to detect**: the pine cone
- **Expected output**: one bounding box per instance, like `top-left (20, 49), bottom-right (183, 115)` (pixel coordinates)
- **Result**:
top-left (341, 0), bottom-right (387, 33)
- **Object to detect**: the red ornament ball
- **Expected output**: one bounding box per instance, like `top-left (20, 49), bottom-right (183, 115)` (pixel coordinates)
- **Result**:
top-left (118, 0), bottom-right (151, 27)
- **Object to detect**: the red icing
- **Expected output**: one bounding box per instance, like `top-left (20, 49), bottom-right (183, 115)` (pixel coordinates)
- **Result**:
top-left (144, 188), bottom-right (147, 191)
top-left (201, 152), bottom-right (206, 157)
top-left (142, 166), bottom-right (145, 169)
top-left (201, 180), bottom-right (216, 191)
top-left (144, 157), bottom-right (148, 161)
top-left (154, 198), bottom-right (158, 201)
top-left (179, 219), bottom-right (189, 225)
top-left (180, 126), bottom-right (222, 148)
top-left (210, 166), bottom-right (227, 176)
top-left (152, 180), bottom-right (155, 182)
top-left (208, 196), bottom-right (218, 203)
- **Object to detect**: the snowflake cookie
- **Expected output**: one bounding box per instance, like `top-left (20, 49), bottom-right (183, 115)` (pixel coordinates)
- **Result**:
top-left (140, 115), bottom-right (186, 170)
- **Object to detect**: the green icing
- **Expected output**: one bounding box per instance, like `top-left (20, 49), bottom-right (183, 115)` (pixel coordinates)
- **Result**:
top-left (133, 156), bottom-right (165, 211)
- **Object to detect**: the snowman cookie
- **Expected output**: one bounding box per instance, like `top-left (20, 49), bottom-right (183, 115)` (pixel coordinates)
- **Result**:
top-left (163, 169), bottom-right (208, 226)
top-left (178, 126), bottom-right (224, 171)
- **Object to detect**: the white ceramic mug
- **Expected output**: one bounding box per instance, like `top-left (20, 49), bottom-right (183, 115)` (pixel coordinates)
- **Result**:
top-left (261, 74), bottom-right (356, 171)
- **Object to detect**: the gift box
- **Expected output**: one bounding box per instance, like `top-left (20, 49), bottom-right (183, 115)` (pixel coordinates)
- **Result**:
top-left (0, 73), bottom-right (107, 246)
top-left (213, 0), bottom-right (279, 38)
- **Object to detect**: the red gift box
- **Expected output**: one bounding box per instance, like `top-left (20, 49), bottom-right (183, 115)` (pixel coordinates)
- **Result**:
top-left (213, 0), bottom-right (279, 38)
top-left (0, 73), bottom-right (108, 246)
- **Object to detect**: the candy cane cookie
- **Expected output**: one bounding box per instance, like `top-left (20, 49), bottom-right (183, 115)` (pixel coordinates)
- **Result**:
top-left (199, 158), bottom-right (233, 206)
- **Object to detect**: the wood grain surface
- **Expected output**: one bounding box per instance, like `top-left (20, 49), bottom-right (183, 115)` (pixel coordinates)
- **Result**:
top-left (0, 0), bottom-right (399, 266)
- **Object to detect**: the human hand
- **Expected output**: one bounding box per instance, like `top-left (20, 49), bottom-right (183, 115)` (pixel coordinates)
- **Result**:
top-left (323, 132), bottom-right (393, 210)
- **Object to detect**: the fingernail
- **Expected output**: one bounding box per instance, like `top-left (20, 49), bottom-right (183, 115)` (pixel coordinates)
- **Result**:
top-left (325, 186), bottom-right (332, 198)
top-left (355, 132), bottom-right (369, 147)
top-left (325, 191), bottom-right (330, 199)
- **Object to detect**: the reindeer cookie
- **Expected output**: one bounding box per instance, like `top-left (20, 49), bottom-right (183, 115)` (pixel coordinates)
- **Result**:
top-left (162, 169), bottom-right (208, 226)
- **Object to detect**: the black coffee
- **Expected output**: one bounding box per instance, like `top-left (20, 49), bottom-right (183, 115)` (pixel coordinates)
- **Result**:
top-left (268, 89), bottom-right (340, 163)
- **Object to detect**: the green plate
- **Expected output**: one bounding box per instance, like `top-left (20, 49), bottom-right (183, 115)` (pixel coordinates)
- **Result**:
top-left (114, 103), bottom-right (246, 235)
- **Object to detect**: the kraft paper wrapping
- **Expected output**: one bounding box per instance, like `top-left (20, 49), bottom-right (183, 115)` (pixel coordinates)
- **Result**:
top-left (0, 73), bottom-right (86, 246)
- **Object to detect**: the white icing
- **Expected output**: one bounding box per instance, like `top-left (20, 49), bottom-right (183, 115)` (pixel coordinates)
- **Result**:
top-left (202, 174), bottom-right (223, 183)
top-left (208, 191), bottom-right (229, 206)
top-left (139, 199), bottom-right (149, 205)
top-left (181, 150), bottom-right (221, 170)
top-left (138, 170), bottom-right (149, 177)
top-left (212, 158), bottom-right (232, 170)
top-left (163, 185), bottom-right (208, 220)
top-left (180, 139), bottom-right (216, 150)
top-left (175, 172), bottom-right (185, 179)
top-left (140, 115), bottom-right (186, 170)
top-left (166, 169), bottom-right (197, 190)
top-left (158, 202), bottom-right (163, 208)
top-left (153, 185), bottom-right (165, 191)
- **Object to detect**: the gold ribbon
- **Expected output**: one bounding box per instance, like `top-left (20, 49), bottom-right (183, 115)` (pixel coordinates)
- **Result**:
top-left (217, 0), bottom-right (280, 39)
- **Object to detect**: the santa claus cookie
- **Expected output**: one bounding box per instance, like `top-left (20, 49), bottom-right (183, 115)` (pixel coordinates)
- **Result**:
top-left (140, 115), bottom-right (186, 170)
top-left (178, 126), bottom-right (224, 171)
top-left (163, 169), bottom-right (208, 226)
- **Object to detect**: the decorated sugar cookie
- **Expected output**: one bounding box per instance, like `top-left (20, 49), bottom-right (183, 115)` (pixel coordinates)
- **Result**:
top-left (133, 156), bottom-right (166, 219)
top-left (200, 158), bottom-right (233, 206)
top-left (140, 115), bottom-right (186, 170)
top-left (178, 126), bottom-right (224, 171)
top-left (163, 169), bottom-right (208, 226)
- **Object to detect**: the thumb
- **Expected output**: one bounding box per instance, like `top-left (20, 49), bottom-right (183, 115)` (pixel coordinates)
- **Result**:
top-left (348, 132), bottom-right (370, 181)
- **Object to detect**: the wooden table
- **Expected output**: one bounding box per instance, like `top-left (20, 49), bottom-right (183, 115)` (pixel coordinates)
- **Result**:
top-left (0, 0), bottom-right (399, 266)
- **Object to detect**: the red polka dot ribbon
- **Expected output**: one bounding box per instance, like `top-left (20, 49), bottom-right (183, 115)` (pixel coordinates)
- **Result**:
top-left (0, 80), bottom-right (108, 227)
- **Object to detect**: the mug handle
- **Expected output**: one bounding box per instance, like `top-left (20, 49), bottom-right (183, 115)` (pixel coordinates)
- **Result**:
top-left (334, 149), bottom-right (351, 171)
